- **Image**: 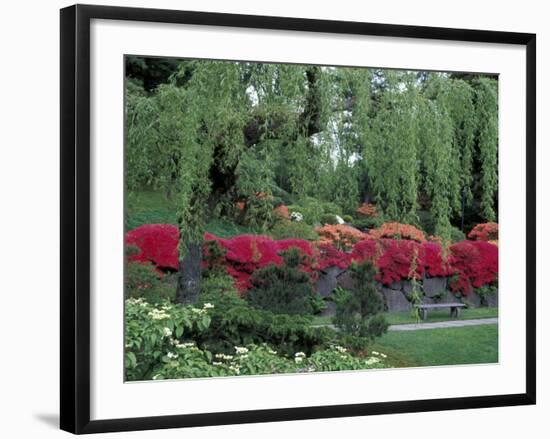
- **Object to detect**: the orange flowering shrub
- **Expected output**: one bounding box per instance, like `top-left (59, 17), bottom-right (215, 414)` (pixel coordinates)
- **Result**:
top-left (369, 223), bottom-right (426, 243)
top-left (356, 203), bottom-right (379, 217)
top-left (273, 204), bottom-right (290, 219)
top-left (316, 224), bottom-right (369, 250)
top-left (468, 222), bottom-right (498, 242)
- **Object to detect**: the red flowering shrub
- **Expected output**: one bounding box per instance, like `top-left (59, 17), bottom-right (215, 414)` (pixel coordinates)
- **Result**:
top-left (449, 240), bottom-right (498, 294)
top-left (317, 243), bottom-right (350, 270)
top-left (350, 239), bottom-right (381, 264)
top-left (125, 224), bottom-right (179, 270)
top-left (376, 240), bottom-right (424, 285)
top-left (316, 224), bottom-right (369, 250)
top-left (421, 242), bottom-right (454, 277)
top-left (205, 234), bottom-right (316, 291)
top-left (124, 224), bottom-right (498, 295)
top-left (369, 222), bottom-right (426, 243)
top-left (468, 222), bottom-right (499, 242)
top-left (356, 203), bottom-right (379, 217)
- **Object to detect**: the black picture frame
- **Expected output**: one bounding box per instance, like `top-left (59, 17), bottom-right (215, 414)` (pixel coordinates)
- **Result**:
top-left (60, 4), bottom-right (536, 434)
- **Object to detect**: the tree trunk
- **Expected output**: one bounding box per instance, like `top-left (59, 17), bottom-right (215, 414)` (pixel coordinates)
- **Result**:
top-left (176, 242), bottom-right (203, 304)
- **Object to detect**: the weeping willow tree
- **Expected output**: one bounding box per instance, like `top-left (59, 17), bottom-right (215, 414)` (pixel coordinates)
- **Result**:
top-left (126, 57), bottom-right (499, 303)
top-left (127, 60), bottom-right (329, 303)
top-left (474, 77), bottom-right (499, 221)
top-left (364, 71), bottom-right (420, 223)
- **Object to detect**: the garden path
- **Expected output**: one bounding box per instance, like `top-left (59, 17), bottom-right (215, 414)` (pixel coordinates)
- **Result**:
top-left (313, 317), bottom-right (498, 332)
top-left (387, 317), bottom-right (498, 331)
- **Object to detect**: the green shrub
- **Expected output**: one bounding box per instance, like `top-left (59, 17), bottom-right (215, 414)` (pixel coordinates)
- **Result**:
top-left (475, 284), bottom-right (498, 306)
top-left (245, 248), bottom-right (316, 315)
top-left (269, 220), bottom-right (319, 241)
top-left (125, 262), bottom-right (176, 304)
top-left (351, 215), bottom-right (384, 230)
top-left (124, 298), bottom-right (214, 381)
top-left (319, 201), bottom-right (343, 216)
top-left (332, 261), bottom-right (388, 349)
top-left (287, 198), bottom-right (342, 225)
top-left (194, 271), bottom-right (330, 356)
top-left (416, 210), bottom-right (435, 235)
top-left (449, 226), bottom-right (466, 243)
top-left (149, 343), bottom-right (388, 380)
top-left (320, 213), bottom-right (339, 225)
top-left (342, 214), bottom-right (353, 223)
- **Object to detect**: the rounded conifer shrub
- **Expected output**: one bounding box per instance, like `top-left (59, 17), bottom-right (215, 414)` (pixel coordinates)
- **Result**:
top-left (245, 247), bottom-right (316, 315)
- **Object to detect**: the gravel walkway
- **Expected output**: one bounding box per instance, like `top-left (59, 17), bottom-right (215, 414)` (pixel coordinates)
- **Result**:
top-left (313, 317), bottom-right (498, 332)
top-left (387, 317), bottom-right (498, 331)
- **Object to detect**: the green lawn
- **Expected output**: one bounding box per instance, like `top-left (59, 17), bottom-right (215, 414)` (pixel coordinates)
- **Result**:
top-left (312, 307), bottom-right (498, 326)
top-left (373, 324), bottom-right (498, 367)
top-left (126, 191), bottom-right (261, 237)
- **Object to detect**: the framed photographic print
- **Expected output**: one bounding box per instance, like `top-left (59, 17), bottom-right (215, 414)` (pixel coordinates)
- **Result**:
top-left (60, 4), bottom-right (536, 434)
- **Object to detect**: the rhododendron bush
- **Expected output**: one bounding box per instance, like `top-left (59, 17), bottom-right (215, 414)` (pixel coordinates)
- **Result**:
top-left (448, 240), bottom-right (498, 294)
top-left (369, 222), bottom-right (426, 243)
top-left (316, 224), bottom-right (369, 250)
top-left (125, 225), bottom-right (316, 291)
top-left (126, 224), bottom-right (179, 270)
top-left (468, 222), bottom-right (499, 242)
top-left (356, 203), bottom-right (379, 217)
top-left (204, 233), bottom-right (317, 291)
top-left (125, 224), bottom-right (497, 296)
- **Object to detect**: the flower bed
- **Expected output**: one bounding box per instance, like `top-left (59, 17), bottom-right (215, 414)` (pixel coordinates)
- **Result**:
top-left (125, 223), bottom-right (498, 295)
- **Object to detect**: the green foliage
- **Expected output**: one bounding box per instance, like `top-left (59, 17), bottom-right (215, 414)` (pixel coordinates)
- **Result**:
top-left (127, 60), bottom-right (498, 254)
top-left (269, 220), bottom-right (319, 241)
top-left (124, 298), bottom-right (213, 381)
top-left (332, 261), bottom-right (389, 348)
top-left (125, 262), bottom-right (176, 304)
top-left (474, 77), bottom-right (498, 221)
top-left (342, 214), bottom-right (353, 223)
top-left (320, 213), bottom-right (339, 225)
top-left (449, 226), bottom-right (466, 243)
top-left (193, 272), bottom-right (330, 356)
top-left (364, 72), bottom-right (420, 223)
top-left (151, 343), bottom-right (387, 380)
top-left (474, 284), bottom-right (498, 306)
top-left (351, 215), bottom-right (384, 231)
top-left (245, 248), bottom-right (317, 315)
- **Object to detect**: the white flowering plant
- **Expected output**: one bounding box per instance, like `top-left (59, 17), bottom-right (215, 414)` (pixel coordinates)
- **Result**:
top-left (290, 211), bottom-right (303, 222)
top-left (150, 343), bottom-right (389, 380)
top-left (125, 298), bottom-right (213, 381)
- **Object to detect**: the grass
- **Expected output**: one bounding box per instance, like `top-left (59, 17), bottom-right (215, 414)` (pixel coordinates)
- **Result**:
top-left (126, 190), bottom-right (261, 237)
top-left (312, 307), bottom-right (498, 326)
top-left (372, 324), bottom-right (498, 367)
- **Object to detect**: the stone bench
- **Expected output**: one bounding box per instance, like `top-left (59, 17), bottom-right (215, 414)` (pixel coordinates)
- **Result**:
top-left (414, 303), bottom-right (466, 320)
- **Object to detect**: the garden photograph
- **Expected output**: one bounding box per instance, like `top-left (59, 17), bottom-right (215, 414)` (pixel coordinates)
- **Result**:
top-left (123, 56), bottom-right (499, 382)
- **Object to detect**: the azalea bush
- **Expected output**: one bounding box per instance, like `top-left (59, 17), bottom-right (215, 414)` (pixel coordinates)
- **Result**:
top-left (316, 224), bottom-right (369, 250)
top-left (369, 222), bottom-right (426, 243)
top-left (448, 240), bottom-right (498, 294)
top-left (124, 223), bottom-right (498, 296)
top-left (205, 233), bottom-right (317, 291)
top-left (356, 203), bottom-right (379, 217)
top-left (468, 222), bottom-right (499, 242)
top-left (126, 223), bottom-right (179, 270)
